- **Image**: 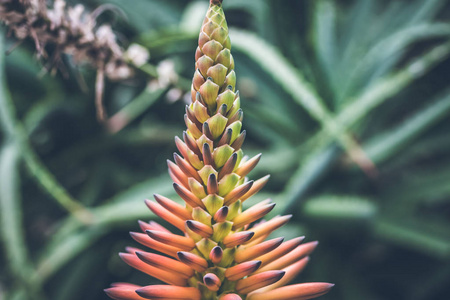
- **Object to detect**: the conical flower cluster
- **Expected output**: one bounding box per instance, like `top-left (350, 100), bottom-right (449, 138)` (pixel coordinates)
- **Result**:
top-left (105, 1), bottom-right (333, 299)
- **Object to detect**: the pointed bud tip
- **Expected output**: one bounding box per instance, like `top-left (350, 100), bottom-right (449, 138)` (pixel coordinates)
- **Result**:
top-left (278, 270), bottom-right (286, 279)
top-left (125, 246), bottom-right (137, 253)
top-left (144, 199), bottom-right (154, 209)
top-left (135, 252), bottom-right (145, 261)
top-left (213, 245), bottom-right (223, 254)
top-left (135, 288), bottom-right (146, 297)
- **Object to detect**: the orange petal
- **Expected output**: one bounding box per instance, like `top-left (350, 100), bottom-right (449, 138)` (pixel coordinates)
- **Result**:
top-left (144, 200), bottom-right (185, 231)
top-left (129, 232), bottom-right (179, 258)
top-left (135, 251), bottom-right (194, 279)
top-left (235, 153), bottom-right (261, 177)
top-left (225, 260), bottom-right (262, 281)
top-left (246, 282), bottom-right (334, 300)
top-left (214, 206), bottom-right (229, 222)
top-left (173, 153), bottom-right (203, 182)
top-left (255, 237), bottom-right (305, 267)
top-left (125, 246), bottom-right (142, 254)
top-left (243, 233), bottom-right (270, 248)
top-left (105, 284), bottom-right (146, 300)
top-left (137, 220), bottom-right (153, 233)
top-left (137, 220), bottom-right (171, 233)
top-left (146, 230), bottom-right (195, 251)
top-left (245, 215), bottom-right (291, 243)
top-left (256, 242), bottom-right (318, 274)
top-left (232, 202), bottom-right (275, 230)
top-left (223, 231), bottom-right (254, 248)
top-left (136, 285), bottom-right (201, 300)
top-left (235, 270), bottom-right (285, 295)
top-left (224, 180), bottom-right (253, 205)
top-left (240, 175), bottom-right (270, 202)
top-left (119, 253), bottom-right (187, 286)
top-left (251, 257), bottom-right (310, 293)
top-left (243, 199), bottom-right (272, 211)
top-left (177, 251), bottom-right (208, 272)
top-left (169, 167), bottom-right (188, 189)
top-left (235, 237), bottom-right (284, 263)
top-left (203, 273), bottom-right (221, 291)
top-left (209, 245), bottom-right (223, 264)
top-left (186, 220), bottom-right (213, 238)
top-left (183, 130), bottom-right (202, 158)
top-left (202, 142), bottom-right (215, 166)
top-left (217, 127), bottom-right (232, 147)
top-left (230, 130), bottom-right (246, 150)
top-left (207, 173), bottom-right (219, 194)
top-left (154, 194), bottom-right (192, 220)
top-left (167, 160), bottom-right (190, 189)
top-left (218, 152), bottom-right (238, 179)
top-left (174, 136), bottom-right (189, 159)
top-left (173, 183), bottom-right (206, 209)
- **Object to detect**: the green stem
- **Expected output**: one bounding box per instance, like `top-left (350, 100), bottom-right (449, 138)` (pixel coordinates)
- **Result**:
top-left (139, 63), bottom-right (158, 77)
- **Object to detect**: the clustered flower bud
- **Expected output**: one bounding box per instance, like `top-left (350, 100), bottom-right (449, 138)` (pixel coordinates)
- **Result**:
top-left (105, 1), bottom-right (334, 299)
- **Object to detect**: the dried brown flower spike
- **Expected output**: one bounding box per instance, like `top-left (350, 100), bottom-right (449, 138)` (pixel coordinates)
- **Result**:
top-left (0, 0), bottom-right (139, 121)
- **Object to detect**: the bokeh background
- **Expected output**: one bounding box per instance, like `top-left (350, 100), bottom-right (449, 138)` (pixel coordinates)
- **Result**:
top-left (1, 0), bottom-right (450, 299)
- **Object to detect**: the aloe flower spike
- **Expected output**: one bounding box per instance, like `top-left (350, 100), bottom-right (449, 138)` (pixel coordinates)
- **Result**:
top-left (106, 0), bottom-right (333, 299)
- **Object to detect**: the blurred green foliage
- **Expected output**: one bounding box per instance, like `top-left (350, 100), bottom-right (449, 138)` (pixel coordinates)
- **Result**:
top-left (1, 0), bottom-right (450, 299)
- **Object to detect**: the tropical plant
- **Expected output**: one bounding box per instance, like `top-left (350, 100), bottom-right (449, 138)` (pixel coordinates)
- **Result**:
top-left (1, 0), bottom-right (450, 299)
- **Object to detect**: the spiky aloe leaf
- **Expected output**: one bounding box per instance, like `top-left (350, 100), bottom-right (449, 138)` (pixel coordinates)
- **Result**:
top-left (105, 1), bottom-right (333, 299)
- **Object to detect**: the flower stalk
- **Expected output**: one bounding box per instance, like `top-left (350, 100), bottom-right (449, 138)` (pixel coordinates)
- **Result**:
top-left (105, 1), bottom-right (333, 299)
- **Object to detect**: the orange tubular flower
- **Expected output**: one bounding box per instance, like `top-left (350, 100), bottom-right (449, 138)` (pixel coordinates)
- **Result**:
top-left (105, 0), bottom-right (333, 299)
